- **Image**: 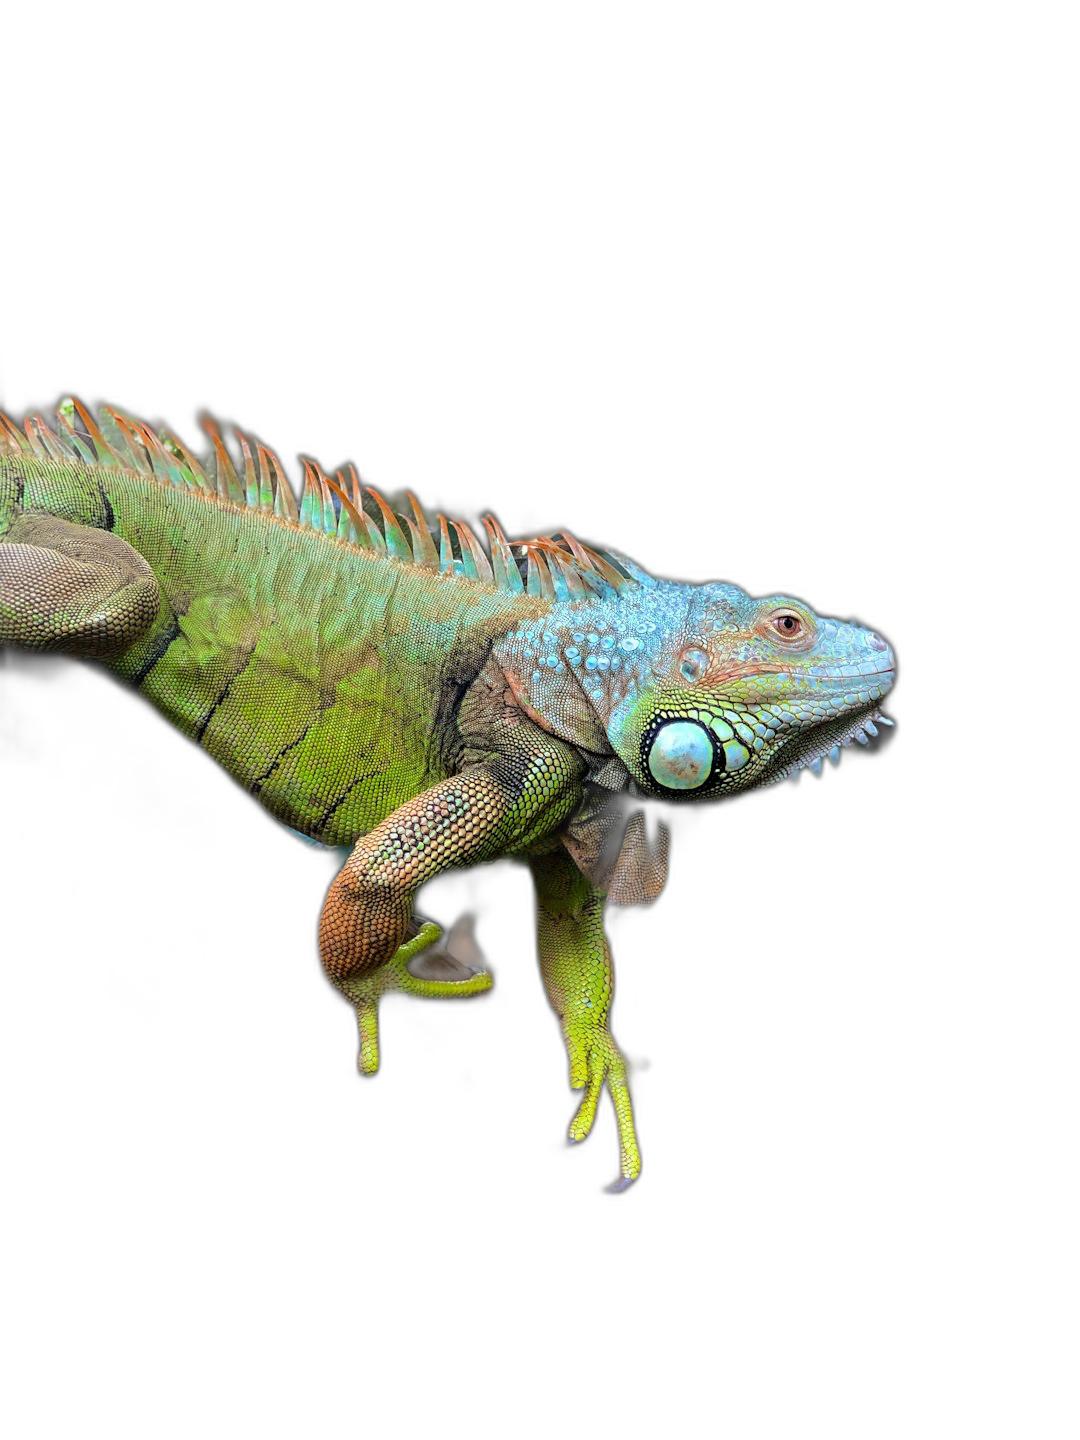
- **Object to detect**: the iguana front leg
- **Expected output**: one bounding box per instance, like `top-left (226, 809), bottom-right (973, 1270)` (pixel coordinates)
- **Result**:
top-left (530, 844), bottom-right (641, 1190)
top-left (320, 725), bottom-right (583, 1074)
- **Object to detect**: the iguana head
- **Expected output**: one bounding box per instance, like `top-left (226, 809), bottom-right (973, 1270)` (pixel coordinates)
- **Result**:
top-left (599, 580), bottom-right (895, 799)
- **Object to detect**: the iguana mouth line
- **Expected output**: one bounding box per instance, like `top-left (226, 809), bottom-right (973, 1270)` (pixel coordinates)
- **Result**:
top-left (801, 665), bottom-right (896, 679)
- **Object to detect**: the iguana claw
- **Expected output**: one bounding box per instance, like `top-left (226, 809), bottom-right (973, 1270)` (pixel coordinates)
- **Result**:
top-left (607, 1174), bottom-right (636, 1194)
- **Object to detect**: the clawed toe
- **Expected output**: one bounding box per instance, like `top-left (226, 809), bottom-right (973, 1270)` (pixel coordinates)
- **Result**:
top-left (338, 917), bottom-right (493, 1077)
top-left (607, 1173), bottom-right (637, 1194)
top-left (562, 1031), bottom-right (642, 1187)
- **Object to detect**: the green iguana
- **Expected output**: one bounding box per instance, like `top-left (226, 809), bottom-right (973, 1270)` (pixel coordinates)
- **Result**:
top-left (0, 400), bottom-right (896, 1188)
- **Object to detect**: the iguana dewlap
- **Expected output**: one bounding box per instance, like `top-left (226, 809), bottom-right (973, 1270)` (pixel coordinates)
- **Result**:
top-left (0, 401), bottom-right (896, 1188)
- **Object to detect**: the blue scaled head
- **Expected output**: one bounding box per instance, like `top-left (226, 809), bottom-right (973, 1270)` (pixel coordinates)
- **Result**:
top-left (599, 580), bottom-right (896, 800)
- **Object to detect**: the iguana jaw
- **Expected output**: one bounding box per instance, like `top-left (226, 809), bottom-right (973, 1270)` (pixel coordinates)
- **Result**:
top-left (763, 703), bottom-right (895, 785)
top-left (756, 649), bottom-right (898, 784)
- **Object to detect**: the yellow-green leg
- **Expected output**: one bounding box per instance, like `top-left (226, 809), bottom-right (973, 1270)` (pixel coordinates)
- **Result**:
top-left (334, 922), bottom-right (492, 1074)
top-left (530, 846), bottom-right (641, 1190)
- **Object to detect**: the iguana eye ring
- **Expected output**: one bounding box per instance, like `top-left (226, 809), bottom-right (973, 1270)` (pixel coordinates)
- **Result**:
top-left (773, 613), bottom-right (802, 638)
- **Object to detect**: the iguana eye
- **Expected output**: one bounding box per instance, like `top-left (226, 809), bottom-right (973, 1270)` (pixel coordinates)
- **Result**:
top-left (773, 613), bottom-right (802, 639)
top-left (678, 647), bottom-right (708, 683)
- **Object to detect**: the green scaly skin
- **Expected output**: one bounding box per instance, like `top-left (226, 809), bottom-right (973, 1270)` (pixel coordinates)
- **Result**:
top-left (0, 402), bottom-right (896, 1188)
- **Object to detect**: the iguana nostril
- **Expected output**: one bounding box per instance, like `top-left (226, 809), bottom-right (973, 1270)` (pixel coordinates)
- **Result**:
top-left (868, 632), bottom-right (889, 651)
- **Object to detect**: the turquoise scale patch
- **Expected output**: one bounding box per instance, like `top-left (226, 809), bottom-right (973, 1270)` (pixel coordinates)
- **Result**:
top-left (723, 740), bottom-right (750, 771)
top-left (647, 720), bottom-right (714, 791)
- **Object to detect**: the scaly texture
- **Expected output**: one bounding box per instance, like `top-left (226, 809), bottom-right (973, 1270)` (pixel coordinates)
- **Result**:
top-left (0, 399), bottom-right (896, 1188)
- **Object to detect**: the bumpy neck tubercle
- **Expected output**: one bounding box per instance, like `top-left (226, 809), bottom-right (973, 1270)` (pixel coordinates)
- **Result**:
top-left (492, 584), bottom-right (694, 780)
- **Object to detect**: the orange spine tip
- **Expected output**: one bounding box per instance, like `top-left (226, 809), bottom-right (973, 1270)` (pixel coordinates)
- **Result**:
top-left (452, 519), bottom-right (494, 584)
top-left (22, 416), bottom-right (43, 455)
top-left (317, 465), bottom-right (338, 534)
top-left (537, 553), bottom-right (556, 601)
top-left (0, 410), bottom-right (28, 452)
top-left (324, 471), bottom-right (367, 538)
top-left (347, 463), bottom-right (363, 509)
top-left (581, 545), bottom-right (629, 591)
top-left (210, 429), bottom-right (241, 504)
top-left (254, 445), bottom-right (273, 505)
top-left (365, 485), bottom-right (412, 561)
top-left (557, 530), bottom-right (593, 569)
top-left (552, 552), bottom-right (588, 600)
top-left (114, 413), bottom-right (155, 472)
top-left (161, 427), bottom-right (211, 490)
top-left (55, 405), bottom-right (97, 464)
top-left (268, 446), bottom-right (298, 520)
top-left (438, 514), bottom-right (455, 573)
top-left (27, 415), bottom-right (68, 463)
top-left (70, 400), bottom-right (118, 464)
top-left (235, 430), bottom-right (261, 508)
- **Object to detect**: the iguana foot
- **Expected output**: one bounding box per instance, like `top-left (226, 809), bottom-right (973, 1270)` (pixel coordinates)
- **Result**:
top-left (337, 920), bottom-right (492, 1075)
top-left (566, 1028), bottom-right (641, 1190)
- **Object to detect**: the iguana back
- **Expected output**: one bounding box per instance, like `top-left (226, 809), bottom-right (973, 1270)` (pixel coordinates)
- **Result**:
top-left (1, 430), bottom-right (548, 844)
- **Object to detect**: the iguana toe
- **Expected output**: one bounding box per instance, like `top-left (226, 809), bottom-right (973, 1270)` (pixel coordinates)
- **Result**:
top-left (607, 1174), bottom-right (637, 1194)
top-left (341, 919), bottom-right (491, 1077)
top-left (562, 1028), bottom-right (642, 1187)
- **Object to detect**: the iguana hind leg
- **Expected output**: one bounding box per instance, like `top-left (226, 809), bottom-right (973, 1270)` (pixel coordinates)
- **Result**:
top-left (0, 514), bottom-right (159, 654)
top-left (530, 844), bottom-right (641, 1190)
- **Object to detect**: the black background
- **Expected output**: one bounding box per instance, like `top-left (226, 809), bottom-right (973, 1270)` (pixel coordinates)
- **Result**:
top-left (0, 256), bottom-right (933, 1272)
